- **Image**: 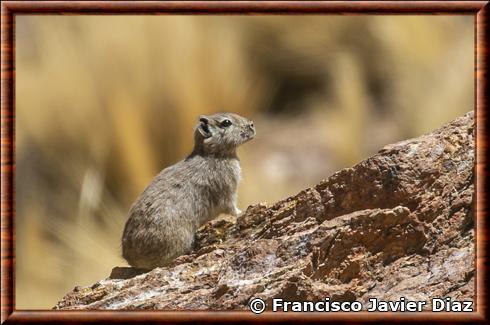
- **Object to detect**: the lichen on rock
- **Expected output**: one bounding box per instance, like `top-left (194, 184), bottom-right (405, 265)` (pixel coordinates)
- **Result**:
top-left (54, 112), bottom-right (475, 310)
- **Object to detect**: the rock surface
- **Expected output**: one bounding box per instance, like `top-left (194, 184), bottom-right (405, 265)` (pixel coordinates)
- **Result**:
top-left (55, 112), bottom-right (475, 310)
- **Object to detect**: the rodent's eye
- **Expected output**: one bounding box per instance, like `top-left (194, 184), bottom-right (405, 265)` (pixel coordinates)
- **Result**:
top-left (220, 119), bottom-right (232, 128)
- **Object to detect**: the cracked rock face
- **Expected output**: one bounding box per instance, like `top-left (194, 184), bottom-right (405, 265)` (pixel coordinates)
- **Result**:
top-left (55, 112), bottom-right (475, 310)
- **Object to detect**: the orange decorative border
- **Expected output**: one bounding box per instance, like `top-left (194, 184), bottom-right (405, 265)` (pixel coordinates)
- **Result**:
top-left (1, 1), bottom-right (488, 323)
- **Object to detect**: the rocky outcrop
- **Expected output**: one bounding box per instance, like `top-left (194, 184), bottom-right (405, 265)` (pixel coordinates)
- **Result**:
top-left (55, 112), bottom-right (475, 310)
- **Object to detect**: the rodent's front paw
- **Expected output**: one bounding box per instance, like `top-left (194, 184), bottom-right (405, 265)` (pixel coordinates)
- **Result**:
top-left (234, 208), bottom-right (242, 216)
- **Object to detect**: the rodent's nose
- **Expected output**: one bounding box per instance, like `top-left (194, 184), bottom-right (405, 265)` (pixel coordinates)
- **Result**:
top-left (247, 122), bottom-right (256, 136)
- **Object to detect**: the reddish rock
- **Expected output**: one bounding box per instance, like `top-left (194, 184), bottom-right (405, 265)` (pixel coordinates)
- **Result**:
top-left (55, 112), bottom-right (475, 310)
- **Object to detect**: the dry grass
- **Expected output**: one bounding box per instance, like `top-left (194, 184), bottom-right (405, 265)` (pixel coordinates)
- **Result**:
top-left (15, 16), bottom-right (473, 308)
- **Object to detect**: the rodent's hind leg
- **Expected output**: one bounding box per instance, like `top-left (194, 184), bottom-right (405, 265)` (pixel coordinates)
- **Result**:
top-left (109, 266), bottom-right (151, 279)
top-left (191, 234), bottom-right (198, 250)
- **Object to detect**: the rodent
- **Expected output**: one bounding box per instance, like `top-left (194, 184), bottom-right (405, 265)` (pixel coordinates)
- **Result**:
top-left (121, 112), bottom-right (255, 270)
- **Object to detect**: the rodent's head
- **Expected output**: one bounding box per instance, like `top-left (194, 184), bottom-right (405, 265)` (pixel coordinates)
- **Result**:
top-left (193, 113), bottom-right (255, 156)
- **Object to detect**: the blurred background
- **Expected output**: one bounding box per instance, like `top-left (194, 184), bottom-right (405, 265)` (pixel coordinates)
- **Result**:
top-left (15, 15), bottom-right (473, 309)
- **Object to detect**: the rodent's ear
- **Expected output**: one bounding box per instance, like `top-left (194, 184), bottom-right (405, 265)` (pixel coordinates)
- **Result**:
top-left (199, 115), bottom-right (209, 124)
top-left (197, 121), bottom-right (212, 138)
